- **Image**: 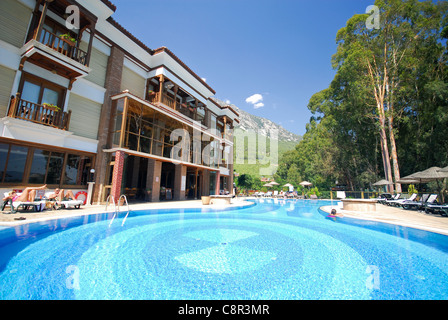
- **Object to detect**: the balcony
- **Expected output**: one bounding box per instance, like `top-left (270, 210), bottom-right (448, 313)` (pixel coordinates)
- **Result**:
top-left (8, 94), bottom-right (71, 131)
top-left (147, 75), bottom-right (208, 127)
top-left (19, 0), bottom-right (96, 85)
top-left (21, 28), bottom-right (91, 82)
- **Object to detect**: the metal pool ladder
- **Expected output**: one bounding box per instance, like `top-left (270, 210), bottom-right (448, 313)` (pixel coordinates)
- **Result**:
top-left (106, 194), bottom-right (130, 227)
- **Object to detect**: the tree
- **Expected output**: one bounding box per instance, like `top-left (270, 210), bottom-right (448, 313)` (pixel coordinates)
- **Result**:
top-left (236, 174), bottom-right (254, 193)
top-left (332, 0), bottom-right (446, 192)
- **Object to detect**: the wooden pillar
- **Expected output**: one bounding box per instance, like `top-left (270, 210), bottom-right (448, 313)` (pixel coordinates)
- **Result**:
top-left (118, 97), bottom-right (129, 148)
top-left (35, 0), bottom-right (50, 41)
top-left (85, 24), bottom-right (95, 67)
top-left (111, 150), bottom-right (126, 203)
top-left (158, 75), bottom-right (164, 103)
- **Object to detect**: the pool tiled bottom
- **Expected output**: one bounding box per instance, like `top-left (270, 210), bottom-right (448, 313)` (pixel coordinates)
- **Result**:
top-left (175, 229), bottom-right (276, 274)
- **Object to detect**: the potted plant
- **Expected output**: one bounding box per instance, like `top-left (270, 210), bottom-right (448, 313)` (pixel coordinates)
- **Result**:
top-left (42, 103), bottom-right (61, 112)
top-left (60, 33), bottom-right (77, 45)
top-left (201, 195), bottom-right (211, 205)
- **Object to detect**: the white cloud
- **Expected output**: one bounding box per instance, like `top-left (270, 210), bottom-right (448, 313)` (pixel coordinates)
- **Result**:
top-left (245, 93), bottom-right (264, 108)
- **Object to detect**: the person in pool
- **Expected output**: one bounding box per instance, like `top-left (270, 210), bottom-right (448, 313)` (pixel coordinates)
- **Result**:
top-left (329, 208), bottom-right (343, 217)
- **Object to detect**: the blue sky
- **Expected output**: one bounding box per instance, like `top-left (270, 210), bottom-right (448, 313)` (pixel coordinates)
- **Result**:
top-left (110, 0), bottom-right (374, 136)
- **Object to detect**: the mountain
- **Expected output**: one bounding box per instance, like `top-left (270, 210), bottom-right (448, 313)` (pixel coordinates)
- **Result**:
top-left (233, 106), bottom-right (302, 143)
top-left (231, 105), bottom-right (302, 177)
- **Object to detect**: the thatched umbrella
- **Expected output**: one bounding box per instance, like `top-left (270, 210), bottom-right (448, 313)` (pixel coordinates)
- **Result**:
top-left (372, 179), bottom-right (393, 186)
top-left (411, 166), bottom-right (448, 181)
top-left (410, 167), bottom-right (448, 202)
top-left (299, 181), bottom-right (312, 187)
top-left (372, 179), bottom-right (393, 193)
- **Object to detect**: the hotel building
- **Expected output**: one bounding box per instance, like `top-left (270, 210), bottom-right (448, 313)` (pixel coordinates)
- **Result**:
top-left (0, 0), bottom-right (238, 203)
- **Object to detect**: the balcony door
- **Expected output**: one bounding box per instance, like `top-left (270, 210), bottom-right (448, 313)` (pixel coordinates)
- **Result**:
top-left (19, 74), bottom-right (64, 108)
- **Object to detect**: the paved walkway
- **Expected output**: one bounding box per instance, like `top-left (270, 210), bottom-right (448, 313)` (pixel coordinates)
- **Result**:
top-left (1, 198), bottom-right (448, 236)
top-left (0, 199), bottom-right (251, 226)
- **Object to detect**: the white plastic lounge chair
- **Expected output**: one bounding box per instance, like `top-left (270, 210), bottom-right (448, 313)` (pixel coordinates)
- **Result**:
top-left (387, 193), bottom-right (417, 207)
top-left (2, 192), bottom-right (45, 212)
top-left (336, 191), bottom-right (346, 199)
top-left (265, 191), bottom-right (273, 198)
top-left (273, 190), bottom-right (279, 198)
top-left (44, 192), bottom-right (83, 209)
top-left (401, 194), bottom-right (432, 210)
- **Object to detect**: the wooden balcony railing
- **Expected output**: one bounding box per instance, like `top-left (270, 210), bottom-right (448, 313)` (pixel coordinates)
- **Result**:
top-left (37, 28), bottom-right (88, 66)
top-left (8, 95), bottom-right (71, 131)
top-left (148, 92), bottom-right (178, 109)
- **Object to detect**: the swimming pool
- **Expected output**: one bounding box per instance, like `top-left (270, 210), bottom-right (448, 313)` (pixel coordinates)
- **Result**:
top-left (0, 199), bottom-right (447, 300)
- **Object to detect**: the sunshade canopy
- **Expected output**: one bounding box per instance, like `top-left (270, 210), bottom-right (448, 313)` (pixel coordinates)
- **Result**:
top-left (372, 179), bottom-right (393, 186)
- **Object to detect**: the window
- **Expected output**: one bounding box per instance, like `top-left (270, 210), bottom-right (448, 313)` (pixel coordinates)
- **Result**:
top-left (19, 74), bottom-right (64, 107)
top-left (5, 145), bottom-right (28, 183)
top-left (0, 141), bottom-right (93, 186)
top-left (46, 152), bottom-right (64, 185)
top-left (29, 149), bottom-right (50, 184)
top-left (64, 154), bottom-right (92, 185)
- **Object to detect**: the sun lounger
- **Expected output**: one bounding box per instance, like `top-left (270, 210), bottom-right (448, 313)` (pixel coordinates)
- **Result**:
top-left (44, 192), bottom-right (83, 209)
top-left (401, 194), bottom-right (436, 211)
top-left (387, 193), bottom-right (417, 207)
top-left (381, 194), bottom-right (401, 205)
top-left (265, 191), bottom-right (273, 198)
top-left (377, 193), bottom-right (393, 205)
top-left (336, 191), bottom-right (346, 200)
top-left (425, 203), bottom-right (448, 216)
top-left (2, 192), bottom-right (45, 213)
top-left (273, 190), bottom-right (279, 198)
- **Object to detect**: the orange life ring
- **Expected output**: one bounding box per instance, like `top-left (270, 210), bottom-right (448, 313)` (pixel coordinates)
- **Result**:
top-left (75, 191), bottom-right (88, 205)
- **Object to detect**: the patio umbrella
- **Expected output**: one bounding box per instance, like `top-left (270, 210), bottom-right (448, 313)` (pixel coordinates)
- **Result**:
top-left (410, 167), bottom-right (448, 202)
top-left (438, 166), bottom-right (448, 172)
top-left (299, 181), bottom-right (312, 187)
top-left (411, 166), bottom-right (448, 182)
top-left (396, 178), bottom-right (420, 184)
top-left (270, 181), bottom-right (279, 186)
top-left (372, 179), bottom-right (393, 186)
top-left (263, 183), bottom-right (273, 187)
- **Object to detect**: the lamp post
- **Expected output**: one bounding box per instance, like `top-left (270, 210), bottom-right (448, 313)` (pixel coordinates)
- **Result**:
top-left (86, 168), bottom-right (95, 206)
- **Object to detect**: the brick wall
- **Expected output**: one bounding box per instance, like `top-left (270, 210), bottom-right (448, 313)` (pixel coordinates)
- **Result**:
top-left (93, 46), bottom-right (125, 203)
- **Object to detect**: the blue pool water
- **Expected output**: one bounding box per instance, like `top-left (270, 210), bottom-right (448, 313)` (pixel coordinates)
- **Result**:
top-left (0, 199), bottom-right (448, 300)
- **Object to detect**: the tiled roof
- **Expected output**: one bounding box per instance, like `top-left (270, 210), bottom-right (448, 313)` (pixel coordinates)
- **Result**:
top-left (153, 47), bottom-right (216, 95)
top-left (100, 0), bottom-right (116, 12)
top-left (209, 97), bottom-right (239, 117)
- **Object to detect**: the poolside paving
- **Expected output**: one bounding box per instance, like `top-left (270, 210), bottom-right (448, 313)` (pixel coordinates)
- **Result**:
top-left (321, 203), bottom-right (448, 235)
top-left (1, 198), bottom-right (447, 236)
